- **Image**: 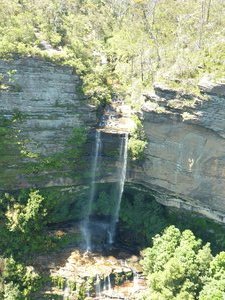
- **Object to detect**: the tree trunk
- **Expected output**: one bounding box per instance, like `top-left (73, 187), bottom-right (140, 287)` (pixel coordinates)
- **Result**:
top-left (206, 0), bottom-right (212, 23)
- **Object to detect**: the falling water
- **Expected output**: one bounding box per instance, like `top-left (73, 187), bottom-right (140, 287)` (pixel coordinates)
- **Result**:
top-left (95, 274), bottom-right (101, 297)
top-left (96, 275), bottom-right (112, 298)
top-left (109, 133), bottom-right (128, 244)
top-left (107, 275), bottom-right (112, 291)
top-left (83, 130), bottom-right (101, 251)
top-left (133, 270), bottom-right (139, 292)
top-left (63, 284), bottom-right (70, 300)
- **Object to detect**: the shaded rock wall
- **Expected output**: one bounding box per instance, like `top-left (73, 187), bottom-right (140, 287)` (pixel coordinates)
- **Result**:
top-left (0, 57), bottom-right (96, 190)
top-left (0, 57), bottom-right (124, 224)
top-left (1, 57), bottom-right (225, 225)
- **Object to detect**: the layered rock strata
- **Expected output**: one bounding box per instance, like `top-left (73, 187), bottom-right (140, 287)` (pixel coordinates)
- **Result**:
top-left (1, 57), bottom-right (225, 224)
top-left (131, 83), bottom-right (225, 223)
top-left (0, 57), bottom-right (96, 190)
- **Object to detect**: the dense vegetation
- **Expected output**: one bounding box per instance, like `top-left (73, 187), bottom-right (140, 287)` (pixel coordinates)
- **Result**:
top-left (141, 226), bottom-right (225, 300)
top-left (1, 0), bottom-right (225, 299)
top-left (0, 256), bottom-right (41, 299)
top-left (2, 186), bottom-right (225, 299)
top-left (1, 0), bottom-right (225, 106)
top-left (120, 188), bottom-right (225, 254)
top-left (0, 189), bottom-right (63, 299)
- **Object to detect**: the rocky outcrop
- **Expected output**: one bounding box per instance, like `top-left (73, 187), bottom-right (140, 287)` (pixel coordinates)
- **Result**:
top-left (0, 57), bottom-right (96, 190)
top-left (1, 56), bottom-right (225, 225)
top-left (35, 246), bottom-right (145, 299)
top-left (130, 83), bottom-right (225, 223)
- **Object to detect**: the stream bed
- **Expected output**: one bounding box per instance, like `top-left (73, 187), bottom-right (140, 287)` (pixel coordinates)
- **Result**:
top-left (34, 223), bottom-right (147, 299)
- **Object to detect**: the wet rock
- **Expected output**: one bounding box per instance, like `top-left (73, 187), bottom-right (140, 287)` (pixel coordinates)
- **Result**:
top-left (36, 246), bottom-right (146, 299)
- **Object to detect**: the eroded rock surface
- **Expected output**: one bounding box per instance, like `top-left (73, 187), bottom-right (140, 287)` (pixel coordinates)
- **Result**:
top-left (0, 57), bottom-right (96, 190)
top-left (1, 57), bottom-right (225, 225)
top-left (132, 83), bottom-right (225, 223)
top-left (34, 243), bottom-right (146, 299)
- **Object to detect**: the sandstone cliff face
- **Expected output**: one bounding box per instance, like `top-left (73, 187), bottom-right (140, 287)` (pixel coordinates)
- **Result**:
top-left (1, 57), bottom-right (225, 225)
top-left (130, 84), bottom-right (225, 223)
top-left (0, 57), bottom-right (96, 190)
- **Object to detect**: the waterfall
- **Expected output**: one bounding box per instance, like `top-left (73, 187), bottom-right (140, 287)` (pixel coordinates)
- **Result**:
top-left (107, 275), bottom-right (112, 291)
top-left (95, 274), bottom-right (101, 297)
top-left (63, 284), bottom-right (70, 300)
top-left (82, 131), bottom-right (128, 249)
top-left (97, 275), bottom-right (112, 298)
top-left (83, 130), bottom-right (101, 251)
top-left (109, 133), bottom-right (128, 244)
top-left (133, 270), bottom-right (139, 292)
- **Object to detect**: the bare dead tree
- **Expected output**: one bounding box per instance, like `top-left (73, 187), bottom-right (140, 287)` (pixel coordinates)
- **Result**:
top-left (142, 8), bottom-right (161, 68)
top-left (199, 0), bottom-right (206, 48)
top-left (206, 0), bottom-right (212, 23)
top-left (199, 0), bottom-right (212, 48)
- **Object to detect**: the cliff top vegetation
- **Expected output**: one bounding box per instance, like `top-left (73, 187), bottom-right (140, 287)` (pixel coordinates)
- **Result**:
top-left (0, 0), bottom-right (225, 105)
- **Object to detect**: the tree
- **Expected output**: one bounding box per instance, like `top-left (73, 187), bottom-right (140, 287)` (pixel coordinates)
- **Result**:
top-left (0, 256), bottom-right (40, 299)
top-left (5, 190), bottom-right (47, 234)
top-left (199, 252), bottom-right (225, 299)
top-left (0, 190), bottom-right (50, 257)
top-left (141, 226), bottom-right (213, 299)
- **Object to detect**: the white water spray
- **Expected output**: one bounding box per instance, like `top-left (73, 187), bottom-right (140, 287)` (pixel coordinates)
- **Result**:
top-left (109, 133), bottom-right (128, 244)
top-left (95, 274), bottom-right (101, 297)
top-left (107, 275), bottom-right (112, 291)
top-left (83, 130), bottom-right (101, 251)
top-left (133, 270), bottom-right (139, 292)
top-left (63, 284), bottom-right (70, 300)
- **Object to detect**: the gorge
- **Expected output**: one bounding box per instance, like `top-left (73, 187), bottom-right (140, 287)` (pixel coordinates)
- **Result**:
top-left (2, 1), bottom-right (225, 298)
top-left (1, 57), bottom-right (225, 299)
top-left (1, 57), bottom-right (225, 225)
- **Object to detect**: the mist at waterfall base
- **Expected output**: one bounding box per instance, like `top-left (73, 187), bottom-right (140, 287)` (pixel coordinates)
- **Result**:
top-left (81, 131), bottom-right (128, 252)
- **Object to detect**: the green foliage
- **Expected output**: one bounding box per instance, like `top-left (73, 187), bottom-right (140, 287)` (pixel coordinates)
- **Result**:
top-left (0, 116), bottom-right (20, 157)
top-left (23, 126), bottom-right (87, 180)
top-left (199, 252), bottom-right (225, 299)
top-left (93, 191), bottom-right (115, 216)
top-left (51, 276), bottom-right (66, 290)
top-left (128, 137), bottom-right (147, 161)
top-left (66, 127), bottom-right (87, 161)
top-left (5, 190), bottom-right (47, 233)
top-left (0, 190), bottom-right (56, 257)
top-left (128, 116), bottom-right (147, 160)
top-left (1, 0), bottom-right (225, 104)
top-left (141, 226), bottom-right (222, 300)
top-left (120, 190), bottom-right (167, 245)
top-left (0, 256), bottom-right (41, 299)
top-left (167, 210), bottom-right (225, 254)
top-left (120, 187), bottom-right (225, 253)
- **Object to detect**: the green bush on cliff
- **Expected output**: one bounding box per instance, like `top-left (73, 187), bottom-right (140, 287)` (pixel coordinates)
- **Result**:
top-left (128, 115), bottom-right (147, 160)
top-left (128, 137), bottom-right (147, 161)
top-left (22, 126), bottom-right (87, 179)
top-left (66, 127), bottom-right (87, 161)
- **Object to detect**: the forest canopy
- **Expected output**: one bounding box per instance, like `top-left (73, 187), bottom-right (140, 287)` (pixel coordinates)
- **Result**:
top-left (0, 0), bottom-right (224, 105)
top-left (141, 226), bottom-right (225, 300)
top-left (1, 1), bottom-right (225, 299)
